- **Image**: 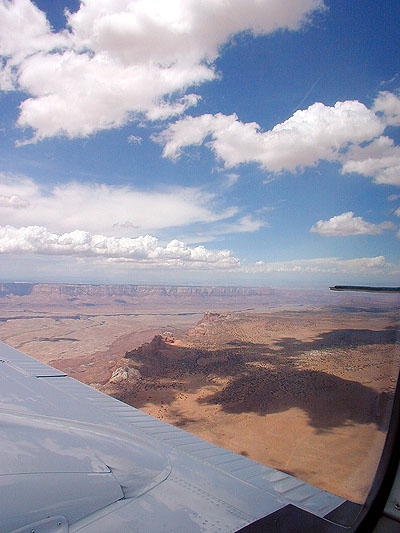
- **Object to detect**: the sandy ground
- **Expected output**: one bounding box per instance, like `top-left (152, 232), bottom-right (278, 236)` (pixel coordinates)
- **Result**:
top-left (140, 394), bottom-right (386, 502)
top-left (0, 308), bottom-right (202, 365)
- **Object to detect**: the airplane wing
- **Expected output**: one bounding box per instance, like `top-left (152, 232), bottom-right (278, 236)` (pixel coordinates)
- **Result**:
top-left (0, 340), bottom-right (354, 532)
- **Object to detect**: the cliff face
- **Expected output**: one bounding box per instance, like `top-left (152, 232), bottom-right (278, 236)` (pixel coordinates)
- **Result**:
top-left (0, 282), bottom-right (35, 297)
top-left (0, 282), bottom-right (277, 299)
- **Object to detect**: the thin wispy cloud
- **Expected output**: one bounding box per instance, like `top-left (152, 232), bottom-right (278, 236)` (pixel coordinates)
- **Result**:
top-left (0, 175), bottom-right (238, 235)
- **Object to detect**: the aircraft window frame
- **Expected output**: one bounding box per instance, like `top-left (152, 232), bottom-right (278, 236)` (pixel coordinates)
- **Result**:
top-left (355, 366), bottom-right (400, 531)
top-left (330, 287), bottom-right (400, 532)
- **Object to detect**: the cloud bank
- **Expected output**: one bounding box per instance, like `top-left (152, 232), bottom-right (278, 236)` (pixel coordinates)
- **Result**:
top-left (250, 255), bottom-right (390, 274)
top-left (0, 225), bottom-right (239, 269)
top-left (0, 0), bottom-right (323, 141)
top-left (1, 224), bottom-right (394, 276)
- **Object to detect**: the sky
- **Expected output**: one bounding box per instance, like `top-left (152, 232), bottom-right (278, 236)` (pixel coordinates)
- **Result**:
top-left (0, 0), bottom-right (399, 287)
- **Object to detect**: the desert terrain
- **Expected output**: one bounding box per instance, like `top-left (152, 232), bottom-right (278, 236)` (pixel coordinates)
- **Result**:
top-left (0, 282), bottom-right (399, 503)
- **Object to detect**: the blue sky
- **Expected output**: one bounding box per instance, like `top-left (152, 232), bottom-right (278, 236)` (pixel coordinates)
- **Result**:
top-left (0, 0), bottom-right (399, 287)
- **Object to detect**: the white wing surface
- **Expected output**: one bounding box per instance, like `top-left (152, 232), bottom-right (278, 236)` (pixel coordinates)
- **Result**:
top-left (0, 341), bottom-right (346, 532)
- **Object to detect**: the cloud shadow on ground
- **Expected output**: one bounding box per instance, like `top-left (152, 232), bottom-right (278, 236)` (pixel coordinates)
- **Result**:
top-left (199, 367), bottom-right (393, 432)
top-left (121, 327), bottom-right (398, 432)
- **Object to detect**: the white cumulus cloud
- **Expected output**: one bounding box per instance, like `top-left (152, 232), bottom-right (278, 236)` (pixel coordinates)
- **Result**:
top-left (157, 101), bottom-right (384, 172)
top-left (310, 211), bottom-right (395, 237)
top-left (373, 91), bottom-right (400, 126)
top-left (0, 0), bottom-right (69, 60)
top-left (342, 136), bottom-right (400, 186)
top-left (0, 0), bottom-right (323, 141)
top-left (0, 193), bottom-right (29, 208)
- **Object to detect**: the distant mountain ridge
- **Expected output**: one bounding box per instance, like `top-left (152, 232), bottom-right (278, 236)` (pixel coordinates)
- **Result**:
top-left (0, 282), bottom-right (277, 299)
top-left (1, 282), bottom-right (389, 311)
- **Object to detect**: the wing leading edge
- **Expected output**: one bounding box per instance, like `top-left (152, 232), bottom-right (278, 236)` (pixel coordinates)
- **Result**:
top-left (0, 341), bottom-right (346, 532)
